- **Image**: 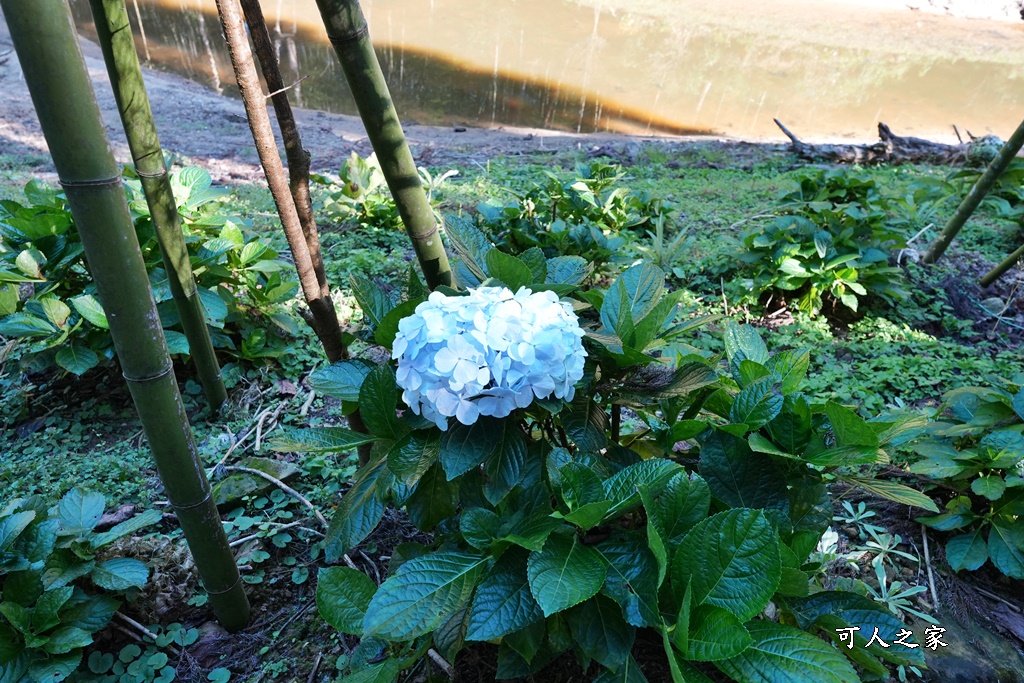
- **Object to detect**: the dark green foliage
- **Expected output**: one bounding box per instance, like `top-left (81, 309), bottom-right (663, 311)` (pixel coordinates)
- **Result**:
top-left (912, 375), bottom-right (1024, 578)
top-left (289, 229), bottom-right (934, 682)
top-left (0, 489), bottom-right (159, 682)
top-left (735, 168), bottom-right (910, 315)
top-left (0, 168), bottom-right (299, 375)
top-left (475, 161), bottom-right (668, 272)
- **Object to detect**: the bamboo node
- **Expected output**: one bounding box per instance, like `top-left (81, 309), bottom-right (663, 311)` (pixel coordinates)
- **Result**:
top-left (135, 168), bottom-right (169, 180)
top-left (123, 363), bottom-right (175, 383)
top-left (326, 24), bottom-right (369, 48)
top-left (171, 488), bottom-right (214, 512)
top-left (409, 224), bottom-right (440, 241)
top-left (60, 176), bottom-right (122, 188)
top-left (204, 575), bottom-right (243, 596)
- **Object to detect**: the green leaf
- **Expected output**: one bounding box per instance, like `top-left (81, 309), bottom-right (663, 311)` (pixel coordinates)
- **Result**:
top-left (316, 567), bottom-right (377, 635)
top-left (824, 402), bottom-right (879, 448)
top-left (54, 345), bottom-right (100, 376)
top-left (715, 621), bottom-right (859, 683)
top-left (768, 394), bottom-right (812, 455)
top-left (0, 511), bottom-right (35, 553)
top-left (40, 298), bottom-right (70, 328)
top-left (602, 459), bottom-right (682, 517)
top-left (486, 250), bottom-right (534, 290)
top-left (594, 534), bottom-right (660, 627)
top-left (440, 416), bottom-right (503, 480)
top-left (386, 431), bottom-right (441, 487)
top-left (364, 552), bottom-right (487, 640)
top-left (460, 508), bottom-right (503, 550)
top-left (483, 421), bottom-right (528, 506)
top-left (57, 488), bottom-right (105, 534)
top-left (26, 650), bottom-right (81, 683)
top-left (601, 263), bottom-right (664, 336)
top-left (566, 595), bottom-right (636, 671)
top-left (324, 459), bottom-right (387, 563)
top-left (0, 312), bottom-right (55, 338)
top-left (644, 472), bottom-right (712, 548)
top-left (518, 247), bottom-right (548, 283)
top-left (592, 656), bottom-right (650, 683)
top-left (31, 586), bottom-right (73, 632)
top-left (564, 394), bottom-right (607, 452)
top-left (89, 509), bottom-right (162, 548)
top-left (1014, 387), bottom-right (1024, 421)
top-left (672, 509), bottom-right (781, 621)
top-left (375, 299), bottom-right (422, 350)
top-left (946, 530), bottom-right (989, 572)
top-left (685, 605), bottom-right (751, 661)
top-left (59, 594), bottom-right (119, 633)
top-left (527, 534), bottom-right (606, 616)
top-left (269, 427), bottom-right (378, 454)
top-left (972, 475), bottom-right (1007, 501)
top-left (505, 620), bottom-right (545, 664)
top-left (988, 517), bottom-right (1024, 579)
top-left (723, 321), bottom-right (768, 375)
top-left (197, 287), bottom-right (228, 326)
top-left (730, 376), bottom-right (783, 429)
top-left (335, 658), bottom-right (403, 683)
top-left (765, 350), bottom-right (810, 394)
top-left (444, 215), bottom-right (492, 281)
top-left (309, 360), bottom-right (375, 402)
top-left (466, 549), bottom-right (543, 641)
top-left (42, 626), bottom-right (93, 655)
top-left (546, 255), bottom-right (592, 285)
top-left (359, 366), bottom-right (404, 439)
top-left (699, 430), bottom-right (790, 511)
top-left (838, 476), bottom-right (938, 513)
top-left (91, 558), bottom-right (149, 590)
top-left (350, 274), bottom-right (395, 327)
top-left (0, 284), bottom-right (18, 317)
top-left (208, 668), bottom-right (231, 683)
top-left (405, 463), bottom-right (456, 531)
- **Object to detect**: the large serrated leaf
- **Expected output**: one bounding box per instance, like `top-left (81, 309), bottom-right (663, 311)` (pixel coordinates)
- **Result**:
top-left (364, 552), bottom-right (487, 640)
top-left (672, 509), bottom-right (781, 621)
top-left (988, 517), bottom-right (1024, 579)
top-left (602, 459), bottom-right (682, 518)
top-left (324, 459), bottom-right (388, 563)
top-left (55, 345), bottom-right (99, 376)
top-left (440, 416), bottom-right (503, 480)
top-left (601, 263), bottom-right (664, 336)
top-left (317, 567), bottom-right (377, 635)
top-left (89, 509), bottom-right (162, 549)
top-left (546, 256), bottom-right (592, 285)
top-left (527, 534), bottom-right (606, 616)
top-left (57, 488), bottom-right (105, 535)
top-left (359, 366), bottom-right (405, 439)
top-left (594, 534), bottom-right (660, 627)
top-left (90, 558), bottom-right (149, 590)
top-left (466, 549), bottom-right (543, 641)
top-left (486, 250), bottom-right (534, 291)
top-left (566, 595), bottom-right (636, 672)
top-left (405, 463), bottom-right (457, 532)
top-left (269, 427), bottom-right (379, 454)
top-left (309, 360), bottom-right (375, 402)
top-left (0, 511), bottom-right (35, 553)
top-left (700, 430), bottom-right (790, 512)
top-left (730, 376), bottom-right (783, 429)
top-left (723, 321), bottom-right (768, 376)
top-left (350, 275), bottom-right (396, 327)
top-left (685, 605), bottom-right (751, 661)
top-left (715, 621), bottom-right (859, 683)
top-left (386, 431), bottom-right (441, 487)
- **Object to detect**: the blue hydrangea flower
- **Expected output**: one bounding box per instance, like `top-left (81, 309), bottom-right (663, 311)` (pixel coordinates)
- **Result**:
top-left (392, 287), bottom-right (587, 430)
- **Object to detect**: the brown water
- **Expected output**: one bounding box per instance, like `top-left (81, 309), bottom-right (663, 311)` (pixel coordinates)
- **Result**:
top-left (69, 0), bottom-right (1024, 142)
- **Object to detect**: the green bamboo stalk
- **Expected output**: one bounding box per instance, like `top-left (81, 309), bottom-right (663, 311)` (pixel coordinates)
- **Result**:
top-left (312, 0), bottom-right (453, 290)
top-left (923, 119), bottom-right (1024, 264)
top-left (980, 242), bottom-right (1024, 288)
top-left (1, 0), bottom-right (249, 631)
top-left (87, 0), bottom-right (227, 414)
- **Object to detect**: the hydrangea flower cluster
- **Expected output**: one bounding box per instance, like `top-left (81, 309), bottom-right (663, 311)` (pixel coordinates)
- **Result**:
top-left (392, 287), bottom-right (587, 430)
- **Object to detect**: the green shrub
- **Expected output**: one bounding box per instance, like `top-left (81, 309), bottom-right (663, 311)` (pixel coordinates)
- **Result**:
top-left (0, 167), bottom-right (299, 376)
top-left (474, 161), bottom-right (668, 272)
top-left (0, 489), bottom-right (160, 682)
top-left (911, 375), bottom-right (1024, 579)
top-left (736, 168), bottom-right (909, 315)
top-left (274, 223), bottom-right (934, 682)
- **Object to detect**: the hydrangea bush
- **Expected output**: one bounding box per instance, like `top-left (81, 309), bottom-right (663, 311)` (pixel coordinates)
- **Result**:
top-left (275, 221), bottom-right (936, 683)
top-left (393, 287), bottom-right (586, 429)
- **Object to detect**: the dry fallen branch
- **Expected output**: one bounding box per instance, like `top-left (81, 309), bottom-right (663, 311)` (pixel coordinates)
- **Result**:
top-left (775, 119), bottom-right (973, 165)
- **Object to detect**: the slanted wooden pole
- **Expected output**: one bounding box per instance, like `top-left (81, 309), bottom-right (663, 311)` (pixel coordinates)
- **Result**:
top-left (923, 120), bottom-right (1024, 264)
top-left (0, 0), bottom-right (249, 631)
top-left (980, 243), bottom-right (1024, 288)
top-left (213, 0), bottom-right (347, 363)
top-left (312, 0), bottom-right (453, 289)
top-left (88, 0), bottom-right (227, 414)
